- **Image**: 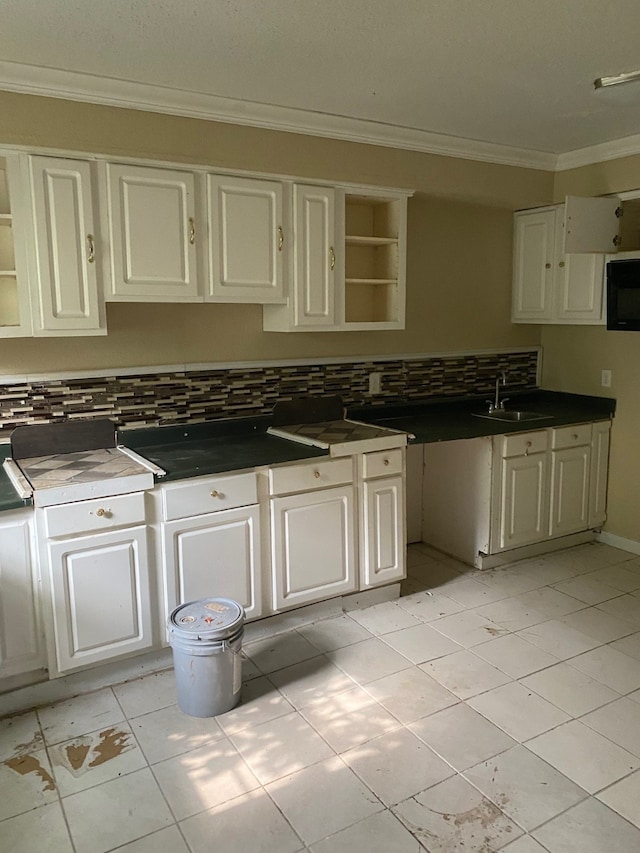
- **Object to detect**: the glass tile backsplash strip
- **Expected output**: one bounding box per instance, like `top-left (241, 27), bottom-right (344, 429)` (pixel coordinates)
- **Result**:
top-left (0, 350), bottom-right (538, 432)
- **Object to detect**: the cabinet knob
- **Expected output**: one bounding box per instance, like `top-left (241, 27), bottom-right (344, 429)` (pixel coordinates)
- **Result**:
top-left (383, 458), bottom-right (390, 466)
top-left (545, 262), bottom-right (551, 269)
top-left (572, 433), bottom-right (578, 440)
top-left (313, 470), bottom-right (320, 479)
top-left (94, 507), bottom-right (110, 518)
top-left (559, 261), bottom-right (565, 268)
top-left (210, 490), bottom-right (220, 498)
top-left (525, 440), bottom-right (532, 457)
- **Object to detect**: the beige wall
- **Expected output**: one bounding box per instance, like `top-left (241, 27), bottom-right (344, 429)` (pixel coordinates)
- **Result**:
top-left (543, 153), bottom-right (640, 544)
top-left (0, 91), bottom-right (547, 373)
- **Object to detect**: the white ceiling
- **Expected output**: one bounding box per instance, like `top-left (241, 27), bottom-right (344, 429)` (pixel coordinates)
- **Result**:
top-left (2, 0), bottom-right (640, 169)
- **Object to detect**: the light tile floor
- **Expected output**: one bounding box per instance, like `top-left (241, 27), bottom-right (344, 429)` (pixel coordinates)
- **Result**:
top-left (2, 541), bottom-right (640, 852)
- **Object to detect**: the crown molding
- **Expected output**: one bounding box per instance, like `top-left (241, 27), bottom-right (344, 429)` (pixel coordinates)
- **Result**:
top-left (556, 133), bottom-right (640, 171)
top-left (0, 60), bottom-right (557, 171)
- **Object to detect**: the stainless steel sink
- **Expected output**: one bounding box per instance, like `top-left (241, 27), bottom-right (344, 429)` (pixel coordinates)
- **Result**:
top-left (472, 410), bottom-right (553, 423)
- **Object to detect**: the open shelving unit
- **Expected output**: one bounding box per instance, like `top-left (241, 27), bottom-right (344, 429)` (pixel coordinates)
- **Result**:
top-left (344, 193), bottom-right (405, 328)
top-left (0, 156), bottom-right (31, 336)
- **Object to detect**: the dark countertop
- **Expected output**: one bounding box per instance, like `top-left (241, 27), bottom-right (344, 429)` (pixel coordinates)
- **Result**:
top-left (349, 390), bottom-right (616, 444)
top-left (120, 417), bottom-right (329, 482)
top-left (0, 390), bottom-right (616, 509)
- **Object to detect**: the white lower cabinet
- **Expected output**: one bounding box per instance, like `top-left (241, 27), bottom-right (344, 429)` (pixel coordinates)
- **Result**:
top-left (47, 525), bottom-right (152, 675)
top-left (270, 486), bottom-right (357, 610)
top-left (0, 509), bottom-right (45, 679)
top-left (549, 425), bottom-right (592, 538)
top-left (159, 472), bottom-right (262, 625)
top-left (38, 491), bottom-right (153, 676)
top-left (495, 431), bottom-right (550, 550)
top-left (360, 448), bottom-right (406, 588)
top-left (423, 421), bottom-right (611, 567)
top-left (162, 505), bottom-right (262, 622)
top-left (269, 458), bottom-right (357, 610)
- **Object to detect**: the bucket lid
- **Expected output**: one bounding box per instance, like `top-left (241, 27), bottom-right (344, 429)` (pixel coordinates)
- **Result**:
top-left (168, 598), bottom-right (244, 641)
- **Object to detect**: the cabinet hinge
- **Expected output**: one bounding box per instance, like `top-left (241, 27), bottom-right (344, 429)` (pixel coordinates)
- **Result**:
top-left (615, 206), bottom-right (624, 218)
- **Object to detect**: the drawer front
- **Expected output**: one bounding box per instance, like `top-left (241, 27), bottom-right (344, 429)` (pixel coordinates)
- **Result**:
top-left (44, 492), bottom-right (146, 539)
top-left (163, 472), bottom-right (257, 521)
top-left (269, 457), bottom-right (354, 496)
top-left (501, 430), bottom-right (548, 458)
top-left (362, 448), bottom-right (404, 479)
top-left (552, 423), bottom-right (592, 450)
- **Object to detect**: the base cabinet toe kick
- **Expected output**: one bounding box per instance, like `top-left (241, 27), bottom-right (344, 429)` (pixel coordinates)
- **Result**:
top-left (7, 448), bottom-right (407, 681)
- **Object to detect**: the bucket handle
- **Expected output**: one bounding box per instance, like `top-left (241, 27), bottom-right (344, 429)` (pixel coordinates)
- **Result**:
top-left (223, 640), bottom-right (243, 654)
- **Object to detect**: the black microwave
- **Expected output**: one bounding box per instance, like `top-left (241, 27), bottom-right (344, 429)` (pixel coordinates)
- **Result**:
top-left (607, 253), bottom-right (640, 330)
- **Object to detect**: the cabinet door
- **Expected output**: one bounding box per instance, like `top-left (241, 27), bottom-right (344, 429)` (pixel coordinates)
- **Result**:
top-left (292, 184), bottom-right (336, 327)
top-left (512, 208), bottom-right (555, 322)
top-left (549, 445), bottom-right (591, 538)
top-left (498, 452), bottom-right (549, 549)
top-left (271, 485), bottom-right (356, 610)
top-left (554, 212), bottom-right (605, 324)
top-left (29, 156), bottom-right (105, 335)
top-left (207, 175), bottom-right (285, 303)
top-left (589, 421), bottom-right (611, 528)
top-left (555, 254), bottom-right (605, 323)
top-left (0, 512), bottom-right (45, 679)
top-left (563, 196), bottom-right (620, 254)
top-left (106, 164), bottom-right (199, 301)
top-left (48, 526), bottom-right (152, 674)
top-left (162, 505), bottom-right (262, 623)
top-left (361, 475), bottom-right (405, 588)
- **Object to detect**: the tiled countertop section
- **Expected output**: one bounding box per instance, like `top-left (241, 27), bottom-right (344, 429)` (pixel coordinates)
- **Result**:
top-left (0, 391), bottom-right (616, 511)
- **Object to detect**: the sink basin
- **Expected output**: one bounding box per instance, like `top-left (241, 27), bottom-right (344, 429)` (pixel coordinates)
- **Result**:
top-left (472, 410), bottom-right (553, 423)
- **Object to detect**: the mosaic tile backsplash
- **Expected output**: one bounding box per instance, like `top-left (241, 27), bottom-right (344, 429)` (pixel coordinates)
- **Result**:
top-left (0, 350), bottom-right (538, 433)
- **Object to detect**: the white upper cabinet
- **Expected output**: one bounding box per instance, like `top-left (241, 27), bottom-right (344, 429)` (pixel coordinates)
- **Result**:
top-left (264, 185), bottom-right (409, 332)
top-left (206, 174), bottom-right (285, 303)
top-left (512, 196), bottom-right (620, 325)
top-left (27, 156), bottom-right (106, 335)
top-left (293, 183), bottom-right (336, 328)
top-left (104, 163), bottom-right (200, 302)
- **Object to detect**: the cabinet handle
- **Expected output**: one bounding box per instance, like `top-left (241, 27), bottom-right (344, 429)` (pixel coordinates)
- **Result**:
top-left (329, 246), bottom-right (336, 271)
top-left (86, 234), bottom-right (95, 263)
top-left (525, 440), bottom-right (532, 457)
top-left (313, 470), bottom-right (320, 479)
top-left (210, 490), bottom-right (220, 498)
top-left (545, 262), bottom-right (551, 269)
top-left (277, 226), bottom-right (284, 252)
top-left (383, 458), bottom-right (390, 466)
top-left (559, 261), bottom-right (565, 268)
top-left (572, 433), bottom-right (578, 440)
top-left (188, 217), bottom-right (196, 245)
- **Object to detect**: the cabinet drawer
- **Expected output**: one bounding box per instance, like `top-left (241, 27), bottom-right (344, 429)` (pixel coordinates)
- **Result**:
top-left (162, 472), bottom-right (257, 521)
top-left (269, 457), bottom-right (353, 496)
top-left (362, 448), bottom-right (404, 479)
top-left (552, 423), bottom-right (592, 450)
top-left (501, 430), bottom-right (548, 458)
top-left (44, 492), bottom-right (146, 539)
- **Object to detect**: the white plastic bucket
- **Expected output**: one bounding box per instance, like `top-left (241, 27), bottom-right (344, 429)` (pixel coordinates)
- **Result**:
top-left (168, 598), bottom-right (245, 718)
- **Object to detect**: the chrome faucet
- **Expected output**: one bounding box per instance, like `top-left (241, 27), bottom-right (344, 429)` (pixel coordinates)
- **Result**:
top-left (487, 372), bottom-right (509, 413)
